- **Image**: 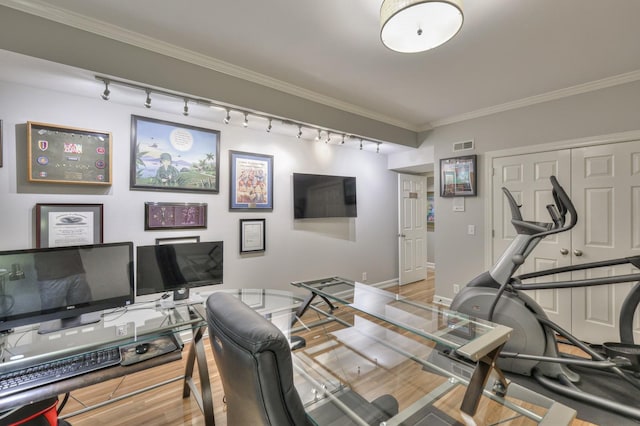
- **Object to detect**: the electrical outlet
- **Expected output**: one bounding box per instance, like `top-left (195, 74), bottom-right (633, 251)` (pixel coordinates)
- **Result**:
top-left (362, 272), bottom-right (367, 282)
top-left (467, 225), bottom-right (475, 235)
top-left (116, 324), bottom-right (128, 336)
top-left (453, 284), bottom-right (460, 294)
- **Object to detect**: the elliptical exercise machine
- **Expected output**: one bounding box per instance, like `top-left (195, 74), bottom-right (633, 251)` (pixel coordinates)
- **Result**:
top-left (450, 176), bottom-right (640, 420)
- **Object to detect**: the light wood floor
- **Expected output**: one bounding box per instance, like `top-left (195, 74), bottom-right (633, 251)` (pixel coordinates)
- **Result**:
top-left (58, 274), bottom-right (596, 426)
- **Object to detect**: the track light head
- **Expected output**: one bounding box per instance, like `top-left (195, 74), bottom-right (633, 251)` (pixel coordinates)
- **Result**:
top-left (297, 125), bottom-right (302, 139)
top-left (326, 132), bottom-right (331, 144)
top-left (359, 139), bottom-right (363, 150)
top-left (315, 129), bottom-right (321, 141)
top-left (267, 118), bottom-right (272, 133)
top-left (100, 80), bottom-right (110, 101)
top-left (183, 99), bottom-right (189, 116)
top-left (224, 109), bottom-right (230, 124)
top-left (243, 113), bottom-right (249, 128)
top-left (341, 134), bottom-right (346, 145)
top-left (144, 90), bottom-right (152, 108)
top-left (376, 143), bottom-right (380, 154)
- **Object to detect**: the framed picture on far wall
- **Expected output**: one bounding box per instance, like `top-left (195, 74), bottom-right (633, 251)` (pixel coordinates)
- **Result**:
top-left (229, 150), bottom-right (273, 211)
top-left (440, 155), bottom-right (477, 197)
top-left (131, 115), bottom-right (220, 193)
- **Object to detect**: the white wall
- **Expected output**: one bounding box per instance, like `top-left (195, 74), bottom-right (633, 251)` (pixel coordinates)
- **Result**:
top-left (0, 79), bottom-right (399, 298)
top-left (420, 80), bottom-right (640, 300)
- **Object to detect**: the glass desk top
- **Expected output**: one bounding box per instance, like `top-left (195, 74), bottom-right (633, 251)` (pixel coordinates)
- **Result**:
top-left (0, 302), bottom-right (205, 374)
top-left (225, 287), bottom-right (576, 426)
top-left (291, 276), bottom-right (512, 363)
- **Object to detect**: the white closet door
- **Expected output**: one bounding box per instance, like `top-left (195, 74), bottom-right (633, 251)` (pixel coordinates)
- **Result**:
top-left (492, 150), bottom-right (572, 329)
top-left (570, 140), bottom-right (640, 343)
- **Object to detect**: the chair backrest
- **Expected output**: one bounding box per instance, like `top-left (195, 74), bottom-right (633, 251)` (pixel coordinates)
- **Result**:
top-left (206, 292), bottom-right (311, 426)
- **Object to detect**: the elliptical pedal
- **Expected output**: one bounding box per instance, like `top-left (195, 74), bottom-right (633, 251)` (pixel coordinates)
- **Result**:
top-left (602, 342), bottom-right (640, 372)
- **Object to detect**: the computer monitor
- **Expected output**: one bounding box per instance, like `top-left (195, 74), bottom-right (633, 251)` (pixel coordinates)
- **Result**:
top-left (0, 242), bottom-right (134, 334)
top-left (136, 241), bottom-right (223, 299)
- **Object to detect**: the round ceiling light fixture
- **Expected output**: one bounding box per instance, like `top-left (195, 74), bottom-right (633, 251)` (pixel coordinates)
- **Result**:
top-left (380, 0), bottom-right (463, 53)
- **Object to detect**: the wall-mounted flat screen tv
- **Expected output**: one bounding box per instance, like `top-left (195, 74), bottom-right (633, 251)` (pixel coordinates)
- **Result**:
top-left (293, 173), bottom-right (357, 219)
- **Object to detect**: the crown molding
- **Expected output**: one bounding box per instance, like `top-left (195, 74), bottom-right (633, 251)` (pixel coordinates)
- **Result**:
top-left (427, 69), bottom-right (640, 129)
top-left (0, 0), bottom-right (419, 132)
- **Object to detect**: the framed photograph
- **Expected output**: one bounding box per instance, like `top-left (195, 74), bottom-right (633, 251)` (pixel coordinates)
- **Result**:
top-left (440, 154), bottom-right (477, 197)
top-left (155, 235), bottom-right (201, 245)
top-left (35, 203), bottom-right (104, 248)
top-left (240, 218), bottom-right (266, 253)
top-left (144, 202), bottom-right (207, 230)
top-left (229, 150), bottom-right (273, 210)
top-left (131, 115), bottom-right (220, 193)
top-left (27, 121), bottom-right (112, 185)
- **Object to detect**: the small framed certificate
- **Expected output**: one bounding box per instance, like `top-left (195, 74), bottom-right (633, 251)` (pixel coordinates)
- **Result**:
top-left (239, 218), bottom-right (266, 253)
top-left (35, 203), bottom-right (104, 248)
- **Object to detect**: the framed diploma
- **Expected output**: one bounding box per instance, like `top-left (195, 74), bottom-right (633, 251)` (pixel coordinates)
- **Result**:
top-left (35, 203), bottom-right (104, 248)
top-left (239, 218), bottom-right (266, 253)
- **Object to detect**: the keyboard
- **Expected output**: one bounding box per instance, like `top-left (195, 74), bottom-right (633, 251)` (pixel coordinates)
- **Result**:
top-left (0, 347), bottom-right (122, 398)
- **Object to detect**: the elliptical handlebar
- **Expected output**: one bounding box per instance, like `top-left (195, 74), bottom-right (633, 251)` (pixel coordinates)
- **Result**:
top-left (548, 175), bottom-right (577, 232)
top-left (501, 176), bottom-right (577, 238)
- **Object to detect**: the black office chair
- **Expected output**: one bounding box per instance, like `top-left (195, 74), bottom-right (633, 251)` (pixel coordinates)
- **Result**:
top-left (206, 292), bottom-right (399, 426)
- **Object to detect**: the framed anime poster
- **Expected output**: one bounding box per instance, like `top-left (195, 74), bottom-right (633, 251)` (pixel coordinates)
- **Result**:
top-left (131, 115), bottom-right (220, 193)
top-left (27, 122), bottom-right (112, 185)
top-left (229, 150), bottom-right (273, 211)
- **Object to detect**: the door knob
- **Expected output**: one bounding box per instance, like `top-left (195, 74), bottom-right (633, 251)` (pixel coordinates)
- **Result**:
top-left (573, 249), bottom-right (583, 257)
top-left (398, 234), bottom-right (406, 238)
top-left (560, 248), bottom-right (569, 255)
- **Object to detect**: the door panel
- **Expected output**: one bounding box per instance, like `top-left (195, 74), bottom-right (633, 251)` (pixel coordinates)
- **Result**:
top-left (398, 174), bottom-right (427, 285)
top-left (492, 150), bottom-right (572, 329)
top-left (571, 140), bottom-right (640, 343)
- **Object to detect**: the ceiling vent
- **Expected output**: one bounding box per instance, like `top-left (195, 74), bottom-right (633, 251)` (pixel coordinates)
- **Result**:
top-left (453, 140), bottom-right (474, 152)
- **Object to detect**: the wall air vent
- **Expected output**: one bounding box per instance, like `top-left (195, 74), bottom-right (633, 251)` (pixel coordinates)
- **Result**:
top-left (453, 140), bottom-right (474, 152)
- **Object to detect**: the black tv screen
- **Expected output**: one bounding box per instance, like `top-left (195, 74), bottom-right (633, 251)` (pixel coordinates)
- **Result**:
top-left (0, 242), bottom-right (134, 333)
top-left (136, 241), bottom-right (223, 296)
top-left (293, 173), bottom-right (357, 219)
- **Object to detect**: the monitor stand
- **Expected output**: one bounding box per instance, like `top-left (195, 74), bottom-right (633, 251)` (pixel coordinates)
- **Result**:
top-left (38, 311), bottom-right (102, 334)
top-left (173, 287), bottom-right (190, 301)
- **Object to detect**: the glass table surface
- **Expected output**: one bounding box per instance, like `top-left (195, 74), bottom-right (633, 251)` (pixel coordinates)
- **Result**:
top-left (0, 302), bottom-right (205, 373)
top-left (225, 287), bottom-right (576, 426)
top-left (291, 277), bottom-right (512, 362)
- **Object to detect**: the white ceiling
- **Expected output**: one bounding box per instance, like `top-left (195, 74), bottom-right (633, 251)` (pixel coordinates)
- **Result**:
top-left (3, 0), bottom-right (640, 134)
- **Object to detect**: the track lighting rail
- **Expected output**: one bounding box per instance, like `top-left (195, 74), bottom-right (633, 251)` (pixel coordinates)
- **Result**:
top-left (95, 76), bottom-right (382, 152)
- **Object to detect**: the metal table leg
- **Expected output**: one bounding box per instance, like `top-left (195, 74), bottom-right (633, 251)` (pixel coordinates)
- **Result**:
top-left (183, 324), bottom-right (215, 426)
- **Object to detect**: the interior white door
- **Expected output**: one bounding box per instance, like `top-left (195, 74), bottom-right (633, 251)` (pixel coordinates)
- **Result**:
top-left (398, 173), bottom-right (427, 285)
top-left (492, 150), bottom-right (572, 329)
top-left (570, 140), bottom-right (640, 343)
